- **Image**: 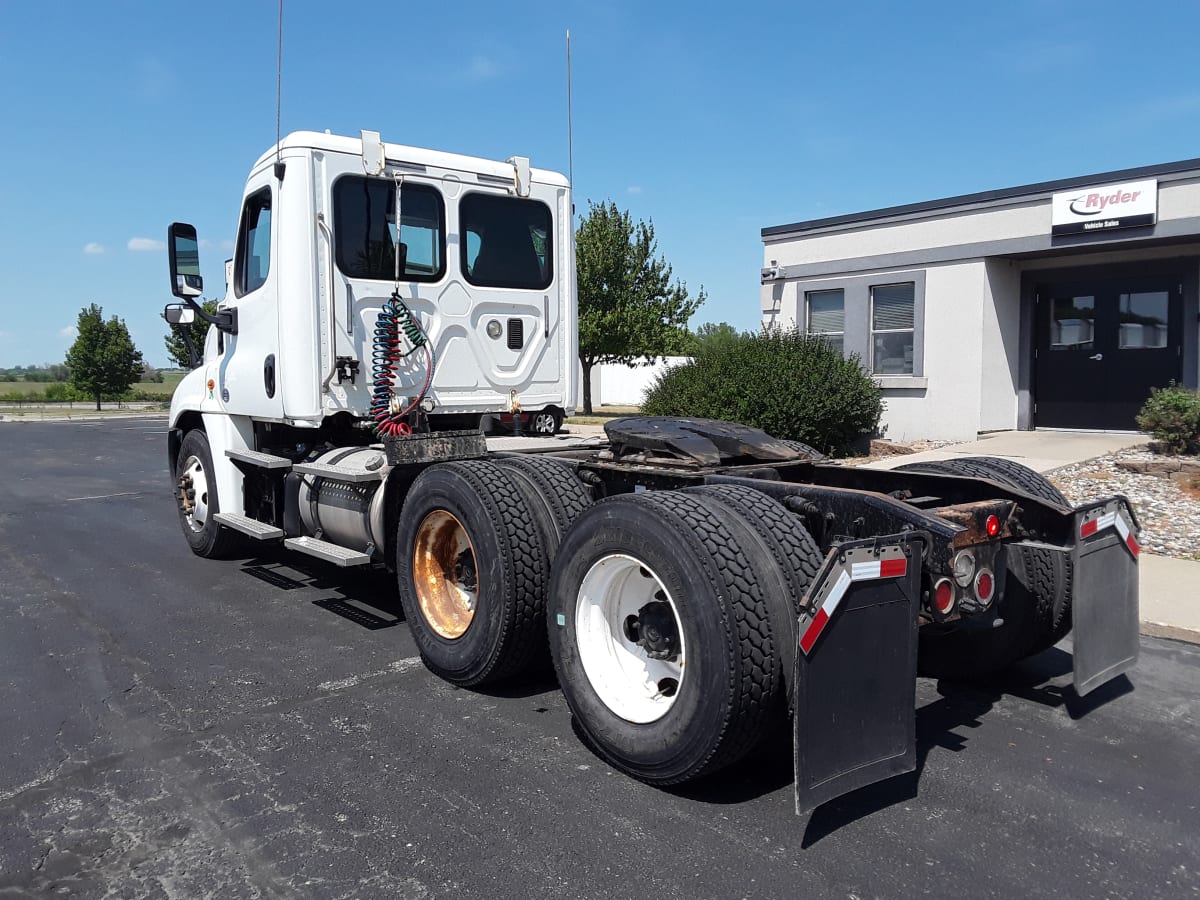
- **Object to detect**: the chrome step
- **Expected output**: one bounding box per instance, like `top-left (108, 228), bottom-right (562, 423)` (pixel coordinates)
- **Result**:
top-left (292, 461), bottom-right (385, 483)
top-left (213, 513), bottom-right (284, 540)
top-left (283, 536), bottom-right (371, 567)
top-left (226, 448), bottom-right (293, 470)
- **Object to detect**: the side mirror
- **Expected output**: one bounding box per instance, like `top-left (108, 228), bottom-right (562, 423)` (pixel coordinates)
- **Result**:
top-left (163, 303), bottom-right (196, 325)
top-left (168, 222), bottom-right (203, 299)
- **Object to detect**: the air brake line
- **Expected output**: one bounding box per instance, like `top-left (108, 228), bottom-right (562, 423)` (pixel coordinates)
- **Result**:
top-left (369, 172), bottom-right (436, 437)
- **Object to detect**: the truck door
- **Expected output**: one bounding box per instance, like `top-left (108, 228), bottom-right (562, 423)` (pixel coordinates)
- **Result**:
top-left (219, 178), bottom-right (284, 419)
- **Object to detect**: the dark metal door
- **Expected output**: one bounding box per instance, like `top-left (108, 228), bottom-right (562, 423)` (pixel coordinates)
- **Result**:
top-left (1035, 277), bottom-right (1181, 429)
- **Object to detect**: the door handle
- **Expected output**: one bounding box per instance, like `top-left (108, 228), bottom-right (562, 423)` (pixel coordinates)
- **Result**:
top-left (1089, 353), bottom-right (1104, 361)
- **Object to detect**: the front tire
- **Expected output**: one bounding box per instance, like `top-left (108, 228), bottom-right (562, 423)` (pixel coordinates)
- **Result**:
top-left (530, 409), bottom-right (563, 436)
top-left (174, 429), bottom-right (241, 559)
top-left (549, 491), bottom-right (785, 785)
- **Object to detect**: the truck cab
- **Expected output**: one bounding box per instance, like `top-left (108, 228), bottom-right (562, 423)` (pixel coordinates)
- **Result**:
top-left (170, 129), bottom-right (575, 437)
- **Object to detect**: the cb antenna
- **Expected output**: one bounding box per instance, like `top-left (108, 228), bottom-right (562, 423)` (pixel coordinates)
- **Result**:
top-left (566, 29), bottom-right (574, 218)
top-left (274, 0), bottom-right (285, 180)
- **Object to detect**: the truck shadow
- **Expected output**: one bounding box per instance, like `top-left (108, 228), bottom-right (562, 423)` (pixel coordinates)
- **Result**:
top-left (238, 549), bottom-right (405, 630)
top-left (567, 645), bottom-right (1134, 832)
top-left (799, 648), bottom-right (1133, 846)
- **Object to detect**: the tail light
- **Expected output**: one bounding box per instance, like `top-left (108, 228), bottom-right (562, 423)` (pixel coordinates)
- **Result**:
top-left (985, 514), bottom-right (1000, 537)
top-left (974, 569), bottom-right (995, 604)
top-left (933, 578), bottom-right (955, 616)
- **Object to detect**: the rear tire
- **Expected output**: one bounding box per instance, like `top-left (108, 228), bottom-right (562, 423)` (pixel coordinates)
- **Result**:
top-left (894, 457), bottom-right (1073, 678)
top-left (777, 438), bottom-right (825, 460)
top-left (396, 461), bottom-right (550, 686)
top-left (494, 456), bottom-right (593, 553)
top-left (175, 429), bottom-right (242, 559)
top-left (682, 484), bottom-right (822, 702)
top-left (548, 491), bottom-right (784, 785)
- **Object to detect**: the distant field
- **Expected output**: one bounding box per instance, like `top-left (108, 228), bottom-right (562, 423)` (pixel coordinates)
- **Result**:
top-left (0, 372), bottom-right (185, 399)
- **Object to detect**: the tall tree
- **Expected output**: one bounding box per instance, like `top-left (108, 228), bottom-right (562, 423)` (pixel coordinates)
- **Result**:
top-left (575, 200), bottom-right (704, 413)
top-left (65, 304), bottom-right (145, 410)
top-left (163, 299), bottom-right (217, 368)
top-left (690, 321), bottom-right (745, 356)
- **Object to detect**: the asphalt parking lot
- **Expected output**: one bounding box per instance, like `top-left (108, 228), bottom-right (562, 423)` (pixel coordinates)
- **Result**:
top-left (1, 417), bottom-right (1198, 899)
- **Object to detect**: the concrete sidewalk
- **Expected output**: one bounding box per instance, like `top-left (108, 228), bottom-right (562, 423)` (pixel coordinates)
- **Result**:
top-left (864, 429), bottom-right (1149, 473)
top-left (865, 429), bottom-right (1198, 643)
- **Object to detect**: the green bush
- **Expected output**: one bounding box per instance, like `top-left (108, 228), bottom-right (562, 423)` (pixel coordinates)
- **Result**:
top-left (1136, 383), bottom-right (1200, 455)
top-left (641, 326), bottom-right (883, 456)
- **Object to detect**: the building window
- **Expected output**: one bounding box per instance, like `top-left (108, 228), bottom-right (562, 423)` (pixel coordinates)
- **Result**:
top-left (1119, 291), bottom-right (1169, 349)
top-left (234, 187), bottom-right (272, 297)
top-left (806, 289), bottom-right (844, 355)
top-left (870, 282), bottom-right (915, 375)
top-left (1049, 295), bottom-right (1095, 349)
top-left (461, 193), bottom-right (553, 290)
top-left (333, 176), bottom-right (445, 282)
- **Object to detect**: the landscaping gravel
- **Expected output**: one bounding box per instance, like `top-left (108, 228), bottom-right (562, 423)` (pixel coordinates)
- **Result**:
top-left (1048, 447), bottom-right (1200, 560)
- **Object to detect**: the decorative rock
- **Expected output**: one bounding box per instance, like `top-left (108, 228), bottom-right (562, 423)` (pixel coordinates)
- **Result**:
top-left (1050, 448), bottom-right (1200, 561)
top-left (1116, 458), bottom-right (1200, 476)
top-left (870, 439), bottom-right (917, 456)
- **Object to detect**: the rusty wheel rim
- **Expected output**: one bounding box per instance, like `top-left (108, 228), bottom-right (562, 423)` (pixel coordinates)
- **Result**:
top-left (413, 510), bottom-right (479, 639)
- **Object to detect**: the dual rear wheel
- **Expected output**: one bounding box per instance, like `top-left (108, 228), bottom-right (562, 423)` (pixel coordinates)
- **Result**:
top-left (396, 462), bottom-right (822, 785)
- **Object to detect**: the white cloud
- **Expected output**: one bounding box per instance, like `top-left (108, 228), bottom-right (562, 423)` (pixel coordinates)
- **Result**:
top-left (128, 237), bottom-right (166, 252)
top-left (466, 55), bottom-right (501, 81)
top-left (83, 242), bottom-right (106, 255)
top-left (60, 325), bottom-right (78, 339)
top-left (626, 185), bottom-right (643, 194)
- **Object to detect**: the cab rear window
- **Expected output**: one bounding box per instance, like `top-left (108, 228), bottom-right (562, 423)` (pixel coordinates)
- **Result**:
top-left (333, 176), bottom-right (445, 282)
top-left (461, 193), bottom-right (552, 290)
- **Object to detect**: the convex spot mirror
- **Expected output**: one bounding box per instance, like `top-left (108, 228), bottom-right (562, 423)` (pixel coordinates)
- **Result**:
top-left (163, 304), bottom-right (195, 325)
top-left (168, 222), bottom-right (203, 299)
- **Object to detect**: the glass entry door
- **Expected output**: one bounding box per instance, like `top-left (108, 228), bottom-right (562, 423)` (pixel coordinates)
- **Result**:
top-left (1035, 276), bottom-right (1181, 429)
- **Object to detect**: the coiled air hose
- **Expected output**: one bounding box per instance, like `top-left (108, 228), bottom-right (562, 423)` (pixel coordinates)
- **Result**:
top-left (370, 290), bottom-right (435, 437)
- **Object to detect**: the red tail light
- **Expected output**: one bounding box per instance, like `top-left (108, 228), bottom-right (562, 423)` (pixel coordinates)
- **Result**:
top-left (975, 569), bottom-right (994, 603)
top-left (985, 514), bottom-right (1000, 537)
top-left (934, 578), bottom-right (955, 615)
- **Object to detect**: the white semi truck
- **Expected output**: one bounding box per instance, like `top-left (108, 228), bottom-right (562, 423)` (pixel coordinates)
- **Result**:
top-left (165, 130), bottom-right (1141, 814)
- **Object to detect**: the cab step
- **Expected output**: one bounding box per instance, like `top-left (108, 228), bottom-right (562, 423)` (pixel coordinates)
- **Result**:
top-left (213, 513), bottom-right (284, 540)
top-left (292, 461), bottom-right (385, 483)
top-left (283, 536), bottom-right (371, 566)
top-left (226, 448), bottom-right (293, 470)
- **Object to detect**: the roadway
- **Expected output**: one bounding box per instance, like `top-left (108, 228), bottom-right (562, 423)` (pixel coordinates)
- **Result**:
top-left (0, 417), bottom-right (1197, 898)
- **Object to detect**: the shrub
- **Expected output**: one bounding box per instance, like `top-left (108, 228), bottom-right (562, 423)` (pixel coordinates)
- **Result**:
top-left (1136, 383), bottom-right (1200, 455)
top-left (641, 326), bottom-right (883, 456)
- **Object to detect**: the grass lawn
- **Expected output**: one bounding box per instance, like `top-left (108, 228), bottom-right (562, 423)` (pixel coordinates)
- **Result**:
top-left (566, 405), bottom-right (641, 426)
top-left (0, 372), bottom-right (185, 400)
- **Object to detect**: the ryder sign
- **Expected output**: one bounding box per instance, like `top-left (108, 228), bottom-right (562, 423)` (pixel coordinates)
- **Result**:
top-left (1051, 179), bottom-right (1157, 235)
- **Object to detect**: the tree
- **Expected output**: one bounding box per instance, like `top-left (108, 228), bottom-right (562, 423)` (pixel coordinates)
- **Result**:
top-left (575, 200), bottom-right (704, 413)
top-left (163, 299), bottom-right (217, 368)
top-left (65, 304), bottom-right (145, 410)
top-left (690, 321), bottom-right (745, 356)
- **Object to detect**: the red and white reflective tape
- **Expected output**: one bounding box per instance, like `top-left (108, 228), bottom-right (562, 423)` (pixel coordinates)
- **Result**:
top-left (799, 552), bottom-right (908, 655)
top-left (1079, 505), bottom-right (1139, 558)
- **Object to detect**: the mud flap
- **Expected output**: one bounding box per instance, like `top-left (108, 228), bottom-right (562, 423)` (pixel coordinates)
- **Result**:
top-left (793, 534), bottom-right (925, 816)
top-left (1072, 499), bottom-right (1140, 696)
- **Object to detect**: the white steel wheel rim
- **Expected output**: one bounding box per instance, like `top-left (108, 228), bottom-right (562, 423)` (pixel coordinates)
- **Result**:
top-left (575, 554), bottom-right (686, 724)
top-left (180, 455), bottom-right (210, 532)
top-left (533, 413), bottom-right (556, 434)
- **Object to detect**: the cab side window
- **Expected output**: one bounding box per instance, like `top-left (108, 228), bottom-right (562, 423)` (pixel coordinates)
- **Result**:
top-left (234, 187), bottom-right (272, 297)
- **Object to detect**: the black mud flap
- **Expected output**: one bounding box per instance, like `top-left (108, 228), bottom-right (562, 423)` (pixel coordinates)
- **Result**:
top-left (1072, 499), bottom-right (1140, 696)
top-left (793, 533), bottom-right (925, 816)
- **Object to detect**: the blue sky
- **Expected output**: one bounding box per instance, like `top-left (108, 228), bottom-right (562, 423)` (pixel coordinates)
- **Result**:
top-left (1, 0), bottom-right (1197, 367)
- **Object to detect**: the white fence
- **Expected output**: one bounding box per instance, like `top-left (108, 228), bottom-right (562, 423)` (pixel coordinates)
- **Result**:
top-left (589, 357), bottom-right (691, 407)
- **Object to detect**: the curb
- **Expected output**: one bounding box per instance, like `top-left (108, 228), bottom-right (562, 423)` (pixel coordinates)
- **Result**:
top-left (1140, 622), bottom-right (1200, 646)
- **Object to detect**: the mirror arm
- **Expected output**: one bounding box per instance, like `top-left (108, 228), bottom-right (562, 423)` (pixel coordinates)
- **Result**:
top-left (184, 298), bottom-right (238, 335)
top-left (180, 327), bottom-right (200, 370)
